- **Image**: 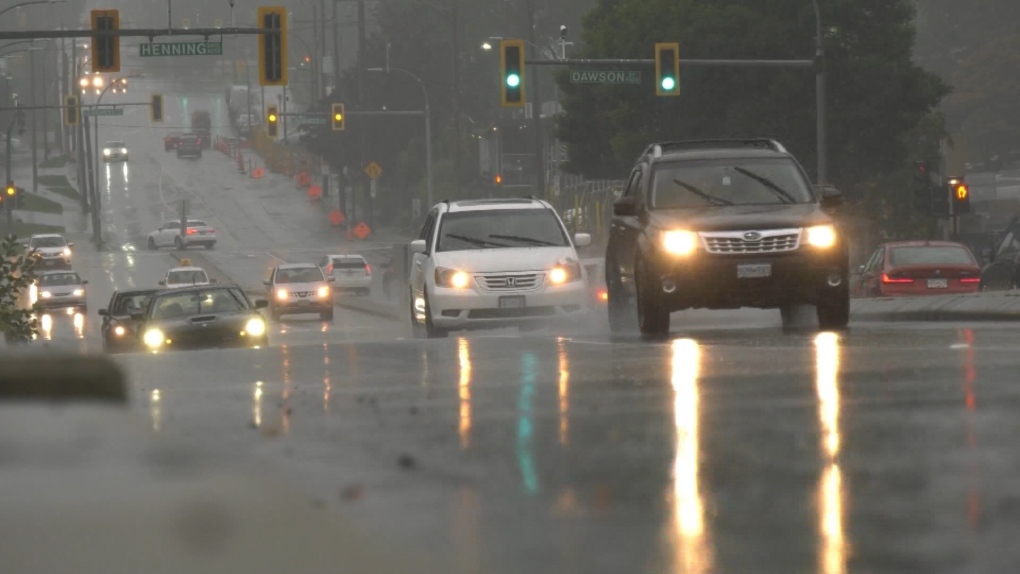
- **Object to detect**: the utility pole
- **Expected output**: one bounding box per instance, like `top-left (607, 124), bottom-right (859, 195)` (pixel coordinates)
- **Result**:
top-left (41, 41), bottom-right (48, 161)
top-left (451, 0), bottom-right (460, 196)
top-left (525, 0), bottom-right (545, 197)
top-left (29, 47), bottom-right (37, 193)
top-left (319, 0), bottom-right (327, 98)
top-left (357, 0), bottom-right (367, 226)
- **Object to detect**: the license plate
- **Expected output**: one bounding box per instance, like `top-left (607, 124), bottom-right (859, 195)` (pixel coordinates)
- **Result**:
top-left (297, 300), bottom-right (310, 306)
top-left (737, 263), bottom-right (772, 279)
top-left (499, 296), bottom-right (526, 309)
top-left (927, 278), bottom-right (948, 289)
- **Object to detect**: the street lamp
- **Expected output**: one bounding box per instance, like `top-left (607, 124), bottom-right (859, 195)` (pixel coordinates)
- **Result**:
top-left (366, 67), bottom-right (433, 212)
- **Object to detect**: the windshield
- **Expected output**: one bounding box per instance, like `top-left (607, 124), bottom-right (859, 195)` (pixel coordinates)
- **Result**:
top-left (113, 293), bottom-right (154, 315)
top-left (889, 246), bottom-right (975, 266)
top-left (331, 258), bottom-right (366, 269)
top-left (150, 288), bottom-right (248, 319)
top-left (651, 158), bottom-right (814, 208)
top-left (29, 236), bottom-right (66, 248)
top-left (187, 220), bottom-right (208, 227)
top-left (276, 267), bottom-right (325, 283)
top-left (437, 209), bottom-right (569, 251)
top-left (39, 273), bottom-right (80, 286)
top-left (107, 141), bottom-right (125, 148)
top-left (167, 270), bottom-right (208, 284)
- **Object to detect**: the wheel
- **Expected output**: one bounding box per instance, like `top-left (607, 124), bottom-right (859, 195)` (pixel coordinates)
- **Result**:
top-left (817, 288), bottom-right (850, 331)
top-left (320, 308), bottom-right (334, 322)
top-left (606, 253), bottom-right (634, 333)
top-left (147, 237), bottom-right (157, 250)
top-left (423, 292), bottom-right (447, 339)
top-left (635, 257), bottom-right (669, 337)
top-left (174, 236), bottom-right (184, 250)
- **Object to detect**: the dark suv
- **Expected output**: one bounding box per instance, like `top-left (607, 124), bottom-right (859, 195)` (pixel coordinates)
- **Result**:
top-left (605, 139), bottom-right (849, 335)
top-left (176, 135), bottom-right (202, 159)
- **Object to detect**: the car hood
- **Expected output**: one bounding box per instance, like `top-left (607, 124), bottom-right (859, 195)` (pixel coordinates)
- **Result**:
top-left (148, 312), bottom-right (256, 332)
top-left (648, 203), bottom-right (830, 232)
top-left (40, 284), bottom-right (84, 292)
top-left (33, 247), bottom-right (67, 255)
top-left (274, 281), bottom-right (327, 292)
top-left (434, 247), bottom-right (579, 273)
top-left (166, 280), bottom-right (210, 288)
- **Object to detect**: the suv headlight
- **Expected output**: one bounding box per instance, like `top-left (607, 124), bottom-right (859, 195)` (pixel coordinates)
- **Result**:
top-left (63, 247), bottom-right (72, 257)
top-left (661, 230), bottom-right (699, 256)
top-left (276, 288), bottom-right (289, 301)
top-left (245, 317), bottom-right (267, 337)
top-left (103, 149), bottom-right (111, 156)
top-left (435, 267), bottom-right (471, 289)
top-left (317, 286), bottom-right (330, 298)
top-left (805, 225), bottom-right (837, 248)
top-left (548, 261), bottom-right (583, 285)
top-left (143, 328), bottom-right (165, 349)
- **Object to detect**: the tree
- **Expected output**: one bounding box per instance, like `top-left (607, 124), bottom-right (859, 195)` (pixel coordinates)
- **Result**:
top-left (0, 235), bottom-right (39, 344)
top-left (555, 0), bottom-right (949, 198)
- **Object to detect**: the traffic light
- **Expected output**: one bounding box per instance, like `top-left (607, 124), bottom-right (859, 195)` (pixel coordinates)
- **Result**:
top-left (331, 103), bottom-right (345, 131)
top-left (494, 174), bottom-right (503, 186)
top-left (655, 42), bottom-right (680, 96)
top-left (257, 6), bottom-right (288, 87)
top-left (90, 9), bottom-right (120, 73)
top-left (949, 177), bottom-right (971, 216)
top-left (4, 182), bottom-right (14, 212)
top-left (150, 93), bottom-right (163, 123)
top-left (266, 105), bottom-right (279, 138)
top-left (64, 95), bottom-right (79, 126)
top-left (500, 39), bottom-right (525, 108)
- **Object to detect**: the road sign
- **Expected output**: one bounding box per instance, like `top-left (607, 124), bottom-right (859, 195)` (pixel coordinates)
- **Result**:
top-left (307, 184), bottom-right (322, 199)
top-left (297, 116), bottom-right (328, 125)
top-left (83, 107), bottom-right (124, 117)
top-left (353, 222), bottom-right (371, 239)
top-left (329, 209), bottom-right (346, 226)
top-left (139, 42), bottom-right (223, 57)
top-left (569, 70), bottom-right (641, 84)
top-left (364, 161), bottom-right (382, 180)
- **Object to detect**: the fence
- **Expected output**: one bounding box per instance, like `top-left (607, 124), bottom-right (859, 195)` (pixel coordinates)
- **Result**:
top-left (556, 174), bottom-right (625, 247)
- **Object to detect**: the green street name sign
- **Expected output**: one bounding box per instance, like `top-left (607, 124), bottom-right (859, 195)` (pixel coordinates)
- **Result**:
top-left (297, 116), bottom-right (328, 125)
top-left (83, 107), bottom-right (124, 117)
top-left (569, 70), bottom-right (641, 84)
top-left (140, 42), bottom-right (224, 57)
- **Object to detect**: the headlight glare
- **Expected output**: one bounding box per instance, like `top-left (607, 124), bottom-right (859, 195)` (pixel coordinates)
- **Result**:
top-left (72, 289), bottom-right (84, 296)
top-left (662, 230), bottom-right (699, 255)
top-left (103, 149), bottom-right (110, 156)
top-left (113, 325), bottom-right (126, 336)
top-left (549, 262), bottom-right (582, 285)
top-left (245, 318), bottom-right (267, 337)
top-left (276, 288), bottom-right (288, 301)
top-left (549, 267), bottom-right (568, 284)
top-left (435, 267), bottom-right (471, 289)
top-left (805, 225), bottom-right (837, 248)
top-left (41, 291), bottom-right (51, 298)
top-left (143, 328), bottom-right (165, 349)
top-left (317, 286), bottom-right (330, 298)
top-left (63, 247), bottom-right (71, 257)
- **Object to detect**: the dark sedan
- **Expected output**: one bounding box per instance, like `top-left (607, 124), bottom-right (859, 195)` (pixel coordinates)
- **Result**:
top-left (98, 289), bottom-right (160, 353)
top-left (133, 285), bottom-right (270, 352)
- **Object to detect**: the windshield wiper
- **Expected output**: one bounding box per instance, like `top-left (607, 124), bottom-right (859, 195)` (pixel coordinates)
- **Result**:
top-left (444, 234), bottom-right (507, 248)
top-left (733, 167), bottom-right (797, 204)
top-left (672, 178), bottom-right (734, 206)
top-left (488, 234), bottom-right (559, 246)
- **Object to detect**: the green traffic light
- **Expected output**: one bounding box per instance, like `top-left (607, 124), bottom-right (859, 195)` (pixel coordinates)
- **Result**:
top-left (661, 76), bottom-right (676, 91)
top-left (506, 73), bottom-right (521, 88)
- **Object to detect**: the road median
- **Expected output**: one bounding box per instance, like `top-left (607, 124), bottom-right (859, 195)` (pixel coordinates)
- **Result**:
top-left (851, 291), bottom-right (1020, 322)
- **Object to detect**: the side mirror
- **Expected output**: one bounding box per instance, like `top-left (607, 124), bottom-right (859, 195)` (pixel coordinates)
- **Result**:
top-left (210, 279), bottom-right (218, 284)
top-left (815, 185), bottom-right (844, 209)
top-left (130, 312), bottom-right (144, 321)
top-left (97, 308), bottom-right (108, 316)
top-left (573, 233), bottom-right (592, 248)
top-left (67, 242), bottom-right (74, 247)
top-left (613, 196), bottom-right (638, 217)
top-left (81, 280), bottom-right (88, 285)
top-left (327, 276), bottom-right (336, 283)
top-left (263, 280), bottom-right (271, 287)
top-left (410, 239), bottom-right (427, 254)
top-left (254, 299), bottom-right (269, 309)
top-left (856, 265), bottom-right (865, 275)
top-left (158, 280), bottom-right (166, 286)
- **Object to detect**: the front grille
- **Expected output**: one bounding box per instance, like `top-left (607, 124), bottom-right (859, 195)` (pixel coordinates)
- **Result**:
top-left (478, 273), bottom-right (543, 291)
top-left (700, 229), bottom-right (801, 255)
top-left (468, 306), bottom-right (556, 319)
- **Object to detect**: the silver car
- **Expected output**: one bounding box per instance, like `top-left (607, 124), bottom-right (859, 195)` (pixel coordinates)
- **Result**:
top-left (34, 271), bottom-right (88, 312)
top-left (27, 233), bottom-right (73, 269)
top-left (265, 263), bottom-right (335, 322)
top-left (318, 254), bottom-right (372, 296)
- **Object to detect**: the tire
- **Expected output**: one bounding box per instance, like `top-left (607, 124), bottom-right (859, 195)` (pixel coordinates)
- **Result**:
top-left (423, 292), bottom-right (447, 339)
top-left (147, 237), bottom-right (157, 250)
top-left (635, 257), bottom-right (670, 337)
top-left (817, 289), bottom-right (850, 331)
top-left (605, 253), bottom-right (633, 333)
top-left (320, 308), bottom-right (334, 322)
top-left (174, 236), bottom-right (184, 251)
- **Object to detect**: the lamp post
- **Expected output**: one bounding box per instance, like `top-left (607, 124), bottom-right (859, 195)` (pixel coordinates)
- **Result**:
top-left (89, 74), bottom-right (135, 245)
top-left (367, 67), bottom-right (433, 212)
top-left (810, 0), bottom-right (827, 185)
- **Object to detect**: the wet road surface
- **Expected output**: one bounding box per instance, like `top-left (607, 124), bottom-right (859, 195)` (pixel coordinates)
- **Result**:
top-left (30, 78), bottom-right (1020, 572)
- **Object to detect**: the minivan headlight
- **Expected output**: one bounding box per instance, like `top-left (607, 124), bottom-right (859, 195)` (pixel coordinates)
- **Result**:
top-left (805, 225), bottom-right (837, 248)
top-left (549, 262), bottom-right (582, 285)
top-left (435, 267), bottom-right (471, 289)
top-left (662, 230), bottom-right (699, 256)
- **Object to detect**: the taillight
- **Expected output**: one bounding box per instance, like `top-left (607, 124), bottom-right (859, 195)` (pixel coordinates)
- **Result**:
top-left (960, 277), bottom-right (981, 284)
top-left (365, 264), bottom-right (372, 275)
top-left (207, 228), bottom-right (214, 233)
top-left (186, 228), bottom-right (196, 235)
top-left (881, 273), bottom-right (914, 284)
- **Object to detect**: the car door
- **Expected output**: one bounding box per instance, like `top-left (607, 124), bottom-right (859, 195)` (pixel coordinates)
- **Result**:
top-left (861, 246), bottom-right (885, 296)
top-left (410, 209), bottom-right (438, 298)
top-left (156, 222), bottom-right (177, 246)
top-left (609, 167), bottom-right (645, 286)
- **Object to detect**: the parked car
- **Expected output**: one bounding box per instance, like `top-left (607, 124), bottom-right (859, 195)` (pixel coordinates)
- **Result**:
top-left (853, 241), bottom-right (981, 297)
top-left (146, 220), bottom-right (217, 250)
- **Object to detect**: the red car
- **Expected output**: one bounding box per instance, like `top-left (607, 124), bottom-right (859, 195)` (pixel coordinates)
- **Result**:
top-left (164, 132), bottom-right (182, 152)
top-left (853, 240), bottom-right (981, 297)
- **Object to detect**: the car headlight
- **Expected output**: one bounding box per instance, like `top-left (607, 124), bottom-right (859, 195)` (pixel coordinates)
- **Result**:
top-left (805, 225), bottom-right (837, 248)
top-left (113, 325), bottom-right (126, 337)
top-left (103, 149), bottom-right (110, 156)
top-left (72, 289), bottom-right (84, 296)
top-left (276, 288), bottom-right (289, 301)
top-left (63, 247), bottom-right (72, 257)
top-left (662, 230), bottom-right (699, 256)
top-left (548, 262), bottom-right (582, 285)
top-left (143, 328), bottom-right (165, 349)
top-left (40, 291), bottom-right (51, 298)
top-left (120, 148), bottom-right (127, 154)
top-left (244, 317), bottom-right (267, 337)
top-left (317, 286), bottom-right (330, 298)
top-left (435, 267), bottom-right (471, 289)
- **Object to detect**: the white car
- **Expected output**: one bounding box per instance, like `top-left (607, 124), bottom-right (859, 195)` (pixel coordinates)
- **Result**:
top-left (318, 254), bottom-right (372, 296)
top-left (159, 266), bottom-right (213, 289)
top-left (102, 140), bottom-right (128, 162)
top-left (146, 219), bottom-right (217, 250)
top-left (27, 233), bottom-right (73, 269)
top-left (33, 270), bottom-right (88, 312)
top-left (409, 198), bottom-right (591, 337)
top-left (265, 263), bottom-right (335, 322)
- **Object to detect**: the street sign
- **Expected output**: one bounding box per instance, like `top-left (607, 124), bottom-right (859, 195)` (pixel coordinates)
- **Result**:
top-left (353, 222), bottom-right (371, 239)
top-left (307, 184), bottom-right (322, 199)
top-left (329, 209), bottom-right (346, 226)
top-left (297, 116), bottom-right (328, 125)
top-left (83, 107), bottom-right (124, 117)
top-left (139, 42), bottom-right (223, 57)
top-left (569, 70), bottom-right (641, 84)
top-left (364, 161), bottom-right (382, 180)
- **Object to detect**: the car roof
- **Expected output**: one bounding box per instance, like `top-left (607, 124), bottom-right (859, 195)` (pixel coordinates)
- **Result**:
top-left (167, 266), bottom-right (205, 273)
top-left (39, 270), bottom-right (79, 276)
top-left (30, 233), bottom-right (65, 239)
top-left (277, 262), bottom-right (321, 270)
top-left (113, 288), bottom-right (160, 297)
top-left (327, 254), bottom-right (365, 259)
top-left (445, 198), bottom-right (550, 212)
top-left (882, 241), bottom-right (971, 249)
top-left (651, 147), bottom-right (790, 163)
top-left (155, 284), bottom-right (238, 294)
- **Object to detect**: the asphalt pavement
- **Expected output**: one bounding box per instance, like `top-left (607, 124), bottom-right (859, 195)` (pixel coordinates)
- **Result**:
top-left (12, 76), bottom-right (1020, 572)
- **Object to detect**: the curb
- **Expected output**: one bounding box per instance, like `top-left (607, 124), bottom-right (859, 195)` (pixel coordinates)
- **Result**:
top-left (851, 292), bottom-right (1020, 323)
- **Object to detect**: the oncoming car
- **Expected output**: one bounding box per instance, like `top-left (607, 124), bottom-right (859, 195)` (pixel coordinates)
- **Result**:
top-left (409, 198), bottom-right (591, 337)
top-left (160, 266), bottom-right (213, 289)
top-left (265, 263), bottom-right (335, 321)
top-left (98, 289), bottom-right (159, 352)
top-left (102, 140), bottom-right (128, 162)
top-left (33, 271), bottom-right (88, 312)
top-left (27, 233), bottom-right (73, 269)
top-left (134, 285), bottom-right (270, 352)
